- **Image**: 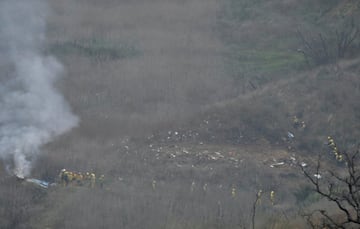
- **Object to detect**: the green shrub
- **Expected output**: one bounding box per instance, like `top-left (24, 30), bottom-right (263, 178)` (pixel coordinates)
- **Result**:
top-left (294, 185), bottom-right (321, 206)
top-left (48, 38), bottom-right (140, 60)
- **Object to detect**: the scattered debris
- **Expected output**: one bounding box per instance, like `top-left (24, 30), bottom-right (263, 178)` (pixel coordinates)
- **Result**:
top-left (214, 152), bottom-right (224, 158)
top-left (229, 157), bottom-right (238, 163)
top-left (314, 174), bottom-right (322, 179)
top-left (182, 148), bottom-right (190, 154)
top-left (270, 162), bottom-right (285, 168)
top-left (208, 155), bottom-right (217, 160)
top-left (287, 132), bottom-right (295, 139)
top-left (25, 178), bottom-right (52, 189)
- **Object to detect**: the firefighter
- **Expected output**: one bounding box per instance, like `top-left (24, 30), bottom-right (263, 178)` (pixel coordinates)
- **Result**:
top-left (98, 175), bottom-right (105, 188)
top-left (74, 172), bottom-right (84, 186)
top-left (293, 116), bottom-right (306, 129)
top-left (337, 154), bottom-right (343, 162)
top-left (152, 179), bottom-right (156, 191)
top-left (72, 172), bottom-right (79, 186)
top-left (327, 136), bottom-right (343, 162)
top-left (67, 171), bottom-right (74, 186)
top-left (90, 173), bottom-right (96, 188)
top-left (293, 116), bottom-right (300, 129)
top-left (231, 187), bottom-right (236, 198)
top-left (328, 136), bottom-right (336, 147)
top-left (256, 190), bottom-right (262, 205)
top-left (270, 191), bottom-right (275, 205)
top-left (59, 169), bottom-right (68, 186)
top-left (203, 183), bottom-right (208, 192)
top-left (84, 172), bottom-right (91, 186)
top-left (190, 181), bottom-right (195, 193)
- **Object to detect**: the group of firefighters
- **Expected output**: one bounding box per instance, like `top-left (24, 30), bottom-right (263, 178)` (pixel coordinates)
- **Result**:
top-left (327, 136), bottom-right (343, 162)
top-left (292, 116), bottom-right (306, 130)
top-left (255, 189), bottom-right (276, 206)
top-left (58, 169), bottom-right (105, 188)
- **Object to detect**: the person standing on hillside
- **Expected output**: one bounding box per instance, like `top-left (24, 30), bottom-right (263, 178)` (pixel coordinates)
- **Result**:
top-left (98, 174), bottom-right (105, 188)
top-left (270, 191), bottom-right (275, 205)
top-left (90, 173), bottom-right (96, 188)
top-left (58, 169), bottom-right (67, 186)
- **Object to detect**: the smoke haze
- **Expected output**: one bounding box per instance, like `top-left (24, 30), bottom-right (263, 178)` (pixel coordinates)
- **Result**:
top-left (0, 0), bottom-right (78, 177)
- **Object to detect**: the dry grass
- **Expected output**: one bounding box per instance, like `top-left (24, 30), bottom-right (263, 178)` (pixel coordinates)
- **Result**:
top-left (46, 0), bottom-right (235, 138)
top-left (1, 0), bottom-right (360, 228)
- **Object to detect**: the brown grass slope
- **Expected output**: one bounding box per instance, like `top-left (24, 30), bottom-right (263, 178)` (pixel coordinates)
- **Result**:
top-left (185, 59), bottom-right (360, 153)
top-left (1, 0), bottom-right (360, 229)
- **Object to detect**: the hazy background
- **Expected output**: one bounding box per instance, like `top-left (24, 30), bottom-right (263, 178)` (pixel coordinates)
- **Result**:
top-left (47, 0), bottom-right (235, 138)
top-left (1, 0), bottom-right (360, 228)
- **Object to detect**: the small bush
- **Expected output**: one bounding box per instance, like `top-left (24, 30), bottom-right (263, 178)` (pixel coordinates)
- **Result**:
top-left (48, 38), bottom-right (140, 61)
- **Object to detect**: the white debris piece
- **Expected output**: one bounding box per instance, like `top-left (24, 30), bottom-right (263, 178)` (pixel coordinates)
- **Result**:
top-left (182, 148), bottom-right (189, 154)
top-left (214, 152), bottom-right (224, 158)
top-left (209, 155), bottom-right (217, 160)
top-left (314, 174), bottom-right (322, 179)
top-left (26, 178), bottom-right (50, 189)
top-left (287, 132), bottom-right (295, 139)
top-left (270, 162), bottom-right (285, 168)
top-left (301, 162), bottom-right (307, 167)
top-left (229, 157), bottom-right (238, 163)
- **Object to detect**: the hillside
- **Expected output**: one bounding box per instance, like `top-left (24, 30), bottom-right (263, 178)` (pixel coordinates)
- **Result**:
top-left (1, 0), bottom-right (360, 228)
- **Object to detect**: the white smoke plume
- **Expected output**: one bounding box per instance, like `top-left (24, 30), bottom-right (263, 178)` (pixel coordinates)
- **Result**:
top-left (0, 0), bottom-right (78, 178)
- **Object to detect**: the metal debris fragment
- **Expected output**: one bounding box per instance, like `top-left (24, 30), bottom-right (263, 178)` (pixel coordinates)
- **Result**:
top-left (270, 162), bottom-right (285, 168)
top-left (25, 178), bottom-right (51, 189)
top-left (314, 174), bottom-right (322, 179)
top-left (287, 132), bottom-right (295, 139)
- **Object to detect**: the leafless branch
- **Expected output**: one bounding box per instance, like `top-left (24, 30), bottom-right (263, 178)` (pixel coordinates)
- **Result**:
top-left (299, 150), bottom-right (360, 228)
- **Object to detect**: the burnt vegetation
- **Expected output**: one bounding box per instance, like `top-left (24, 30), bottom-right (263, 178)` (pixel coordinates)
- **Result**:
top-left (1, 0), bottom-right (360, 228)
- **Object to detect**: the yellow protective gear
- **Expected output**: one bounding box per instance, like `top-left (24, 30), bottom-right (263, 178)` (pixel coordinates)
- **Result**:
top-left (152, 180), bottom-right (156, 190)
top-left (98, 175), bottom-right (105, 188)
top-left (231, 188), bottom-right (236, 198)
top-left (256, 190), bottom-right (263, 205)
top-left (90, 173), bottom-right (96, 188)
top-left (270, 191), bottom-right (275, 205)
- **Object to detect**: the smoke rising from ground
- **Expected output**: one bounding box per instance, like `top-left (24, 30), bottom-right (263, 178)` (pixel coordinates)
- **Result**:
top-left (0, 0), bottom-right (78, 177)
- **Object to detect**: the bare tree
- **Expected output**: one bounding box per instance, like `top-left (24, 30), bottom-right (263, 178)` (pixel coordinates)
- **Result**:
top-left (297, 17), bottom-right (360, 66)
top-left (336, 18), bottom-right (359, 59)
top-left (300, 149), bottom-right (360, 228)
top-left (251, 190), bottom-right (262, 229)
